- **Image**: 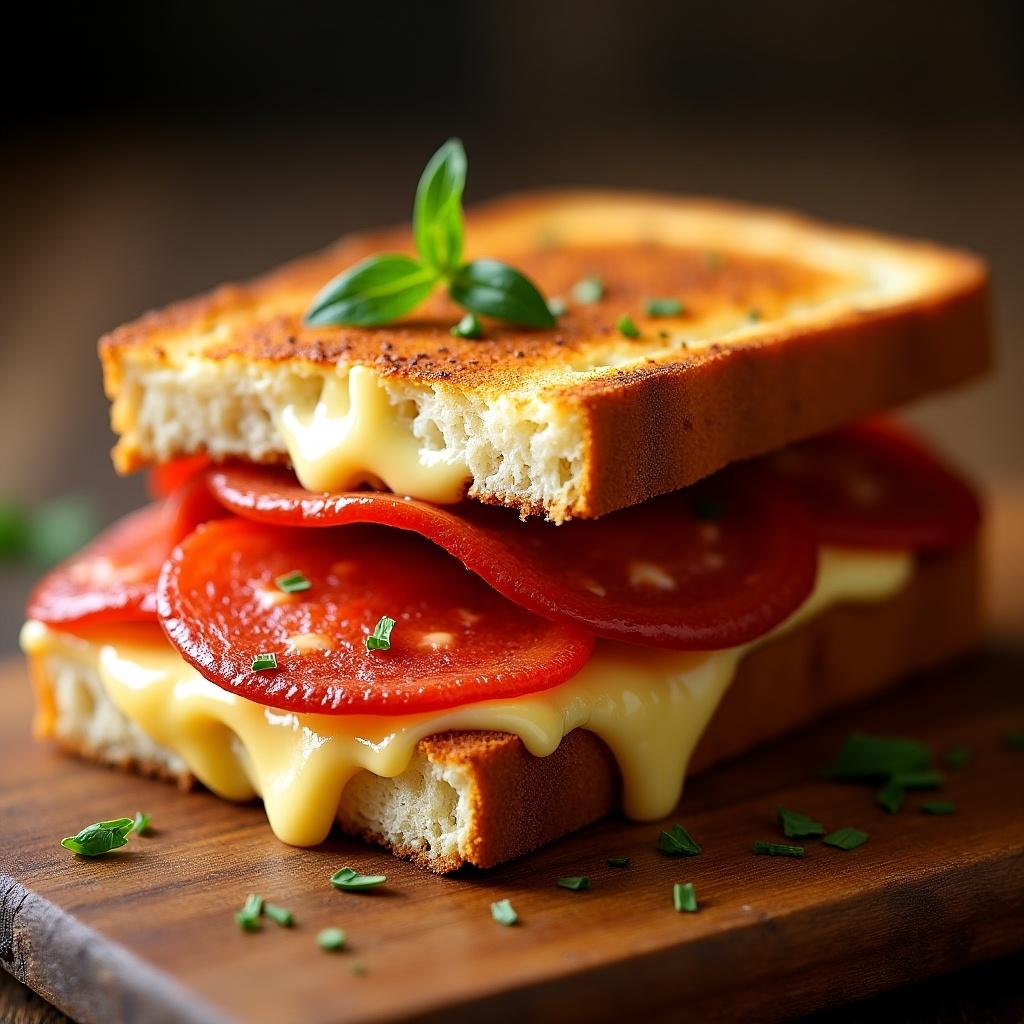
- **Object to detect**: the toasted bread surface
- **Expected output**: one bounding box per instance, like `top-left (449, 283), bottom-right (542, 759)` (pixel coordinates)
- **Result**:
top-left (101, 191), bottom-right (990, 520)
top-left (28, 541), bottom-right (978, 871)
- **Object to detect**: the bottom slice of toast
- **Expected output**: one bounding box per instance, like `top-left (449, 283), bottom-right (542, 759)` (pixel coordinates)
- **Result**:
top-left (27, 543), bottom-right (979, 873)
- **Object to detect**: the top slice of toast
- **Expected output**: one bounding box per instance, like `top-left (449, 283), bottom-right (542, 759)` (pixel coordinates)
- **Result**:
top-left (100, 190), bottom-right (990, 521)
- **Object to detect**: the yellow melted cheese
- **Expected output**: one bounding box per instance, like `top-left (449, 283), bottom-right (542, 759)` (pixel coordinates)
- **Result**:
top-left (20, 548), bottom-right (911, 847)
top-left (277, 366), bottom-right (469, 502)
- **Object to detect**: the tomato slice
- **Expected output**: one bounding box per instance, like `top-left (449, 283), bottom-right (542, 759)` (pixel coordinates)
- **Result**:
top-left (148, 454), bottom-right (211, 499)
top-left (27, 476), bottom-right (225, 626)
top-left (766, 420), bottom-right (981, 550)
top-left (207, 463), bottom-right (818, 649)
top-left (158, 518), bottom-right (595, 714)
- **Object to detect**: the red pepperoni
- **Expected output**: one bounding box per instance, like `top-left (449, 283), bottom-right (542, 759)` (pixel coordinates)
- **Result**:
top-left (157, 518), bottom-right (595, 714)
top-left (148, 454), bottom-right (212, 498)
top-left (27, 476), bottom-right (225, 626)
top-left (207, 463), bottom-right (819, 649)
top-left (767, 420), bottom-right (980, 551)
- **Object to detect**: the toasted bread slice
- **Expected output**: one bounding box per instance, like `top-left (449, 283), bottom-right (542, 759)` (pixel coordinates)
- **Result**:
top-left (101, 192), bottom-right (990, 522)
top-left (27, 542), bottom-right (979, 872)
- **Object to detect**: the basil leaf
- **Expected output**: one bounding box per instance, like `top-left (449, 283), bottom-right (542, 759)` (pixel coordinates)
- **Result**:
top-left (824, 733), bottom-right (932, 781)
top-left (822, 827), bottom-right (869, 851)
top-left (753, 840), bottom-right (805, 858)
top-left (657, 823), bottom-right (701, 856)
top-left (556, 876), bottom-right (590, 891)
top-left (777, 806), bottom-right (825, 839)
top-left (450, 260), bottom-right (556, 328)
top-left (305, 254), bottom-right (438, 327)
top-left (61, 817), bottom-right (135, 857)
top-left (414, 138), bottom-right (467, 273)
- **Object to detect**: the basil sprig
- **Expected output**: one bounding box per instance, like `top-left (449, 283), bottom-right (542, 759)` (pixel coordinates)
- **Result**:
top-left (305, 139), bottom-right (555, 330)
top-left (61, 817), bottom-right (135, 857)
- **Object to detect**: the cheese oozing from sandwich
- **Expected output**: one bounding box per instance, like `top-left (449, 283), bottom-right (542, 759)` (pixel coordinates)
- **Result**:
top-left (21, 547), bottom-right (911, 847)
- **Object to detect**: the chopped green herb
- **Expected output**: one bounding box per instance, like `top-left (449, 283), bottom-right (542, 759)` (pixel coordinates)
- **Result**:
top-left (777, 806), bottom-right (825, 839)
top-left (317, 927), bottom-right (346, 951)
top-left (572, 275), bottom-right (604, 304)
top-left (747, 308), bottom-right (762, 322)
top-left (264, 903), bottom-right (294, 927)
top-left (556, 876), bottom-right (590, 891)
top-left (250, 652), bottom-right (278, 672)
top-left (825, 733), bottom-right (932, 781)
top-left (673, 882), bottom-right (698, 913)
top-left (490, 898), bottom-right (518, 925)
top-left (450, 312), bottom-right (484, 339)
top-left (890, 769), bottom-right (944, 790)
top-left (61, 817), bottom-right (134, 857)
top-left (753, 840), bottom-right (805, 858)
top-left (919, 800), bottom-right (955, 815)
top-left (547, 296), bottom-right (568, 317)
top-left (703, 252), bottom-right (724, 271)
top-left (1005, 731), bottom-right (1024, 751)
top-left (132, 812), bottom-right (152, 835)
top-left (617, 314), bottom-right (641, 339)
top-left (876, 780), bottom-right (906, 814)
top-left (658, 823), bottom-right (701, 856)
top-left (365, 616), bottom-right (396, 652)
top-left (645, 297), bottom-right (684, 317)
top-left (607, 856), bottom-right (631, 868)
top-left (275, 570), bottom-right (311, 594)
top-left (823, 827), bottom-right (869, 851)
top-left (235, 893), bottom-right (264, 932)
top-left (330, 866), bottom-right (387, 891)
top-left (943, 744), bottom-right (973, 769)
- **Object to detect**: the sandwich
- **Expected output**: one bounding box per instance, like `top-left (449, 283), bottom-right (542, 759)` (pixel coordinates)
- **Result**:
top-left (21, 141), bottom-right (989, 872)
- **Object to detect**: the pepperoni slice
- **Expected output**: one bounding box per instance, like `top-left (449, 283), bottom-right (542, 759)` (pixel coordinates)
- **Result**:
top-left (27, 476), bottom-right (225, 626)
top-left (767, 420), bottom-right (981, 551)
top-left (158, 518), bottom-right (595, 714)
top-left (207, 463), bottom-right (818, 649)
top-left (148, 454), bottom-right (212, 499)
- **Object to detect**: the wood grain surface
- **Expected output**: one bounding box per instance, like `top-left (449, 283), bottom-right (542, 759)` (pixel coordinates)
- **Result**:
top-left (1, 647), bottom-right (1022, 1024)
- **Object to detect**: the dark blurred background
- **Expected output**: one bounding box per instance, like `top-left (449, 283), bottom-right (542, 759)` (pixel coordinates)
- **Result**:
top-left (3, 0), bottom-right (1023, 650)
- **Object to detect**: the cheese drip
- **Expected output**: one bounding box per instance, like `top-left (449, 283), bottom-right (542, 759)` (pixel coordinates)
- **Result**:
top-left (21, 548), bottom-right (911, 846)
top-left (277, 365), bottom-right (469, 502)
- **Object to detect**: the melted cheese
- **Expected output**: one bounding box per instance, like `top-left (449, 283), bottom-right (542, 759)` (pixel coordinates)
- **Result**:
top-left (277, 365), bottom-right (469, 501)
top-left (20, 547), bottom-right (911, 847)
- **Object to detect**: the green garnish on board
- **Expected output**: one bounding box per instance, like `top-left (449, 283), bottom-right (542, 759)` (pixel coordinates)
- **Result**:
top-left (250, 652), bottom-right (278, 672)
top-left (875, 780), bottom-right (906, 814)
top-left (132, 812), bottom-right (152, 835)
top-left (235, 893), bottom-right (264, 932)
top-left (317, 927), bottom-right (347, 951)
top-left (61, 817), bottom-right (134, 857)
top-left (825, 733), bottom-right (933, 781)
top-left (490, 899), bottom-right (518, 926)
top-left (365, 615), bottom-right (396, 652)
top-left (556, 876), bottom-right (590, 891)
top-left (823, 828), bottom-right (869, 851)
top-left (607, 856), bottom-right (631, 868)
top-left (753, 840), bottom-right (805, 858)
top-left (264, 903), bottom-right (294, 927)
top-left (330, 867), bottom-right (387, 891)
top-left (777, 806), bottom-right (825, 839)
top-left (919, 800), bottom-right (956, 815)
top-left (673, 882), bottom-right (698, 913)
top-left (275, 570), bottom-right (311, 594)
top-left (658, 823), bottom-right (701, 856)
top-left (305, 140), bottom-right (554, 329)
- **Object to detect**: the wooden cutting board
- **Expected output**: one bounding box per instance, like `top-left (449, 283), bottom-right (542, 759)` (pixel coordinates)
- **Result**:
top-left (1, 653), bottom-right (1022, 1024)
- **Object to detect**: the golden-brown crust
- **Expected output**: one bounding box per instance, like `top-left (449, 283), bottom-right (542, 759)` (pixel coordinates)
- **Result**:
top-left (100, 190), bottom-right (990, 518)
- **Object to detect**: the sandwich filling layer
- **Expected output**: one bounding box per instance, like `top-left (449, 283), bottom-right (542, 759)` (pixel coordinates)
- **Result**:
top-left (22, 546), bottom-right (910, 847)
